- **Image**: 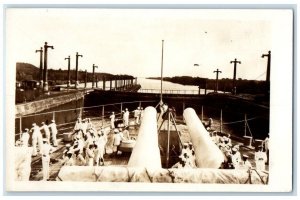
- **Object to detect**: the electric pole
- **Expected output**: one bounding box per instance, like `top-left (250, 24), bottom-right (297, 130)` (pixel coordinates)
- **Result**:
top-left (230, 58), bottom-right (241, 95)
top-left (214, 68), bottom-right (222, 93)
top-left (92, 64), bottom-right (98, 89)
top-left (65, 56), bottom-right (71, 88)
top-left (75, 52), bottom-right (83, 88)
top-left (35, 47), bottom-right (43, 88)
top-left (43, 42), bottom-right (54, 92)
top-left (262, 50), bottom-right (271, 94)
top-left (262, 51), bottom-right (271, 83)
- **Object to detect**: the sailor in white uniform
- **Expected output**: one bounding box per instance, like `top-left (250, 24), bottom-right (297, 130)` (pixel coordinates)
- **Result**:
top-left (41, 138), bottom-right (55, 181)
top-left (110, 112), bottom-right (115, 129)
top-left (231, 147), bottom-right (241, 169)
top-left (48, 120), bottom-right (58, 147)
top-left (123, 108), bottom-right (130, 127)
top-left (41, 122), bottom-right (51, 144)
top-left (21, 128), bottom-right (30, 147)
top-left (95, 130), bottom-right (108, 166)
top-left (31, 123), bottom-right (43, 156)
top-left (239, 154), bottom-right (252, 170)
top-left (255, 146), bottom-right (268, 171)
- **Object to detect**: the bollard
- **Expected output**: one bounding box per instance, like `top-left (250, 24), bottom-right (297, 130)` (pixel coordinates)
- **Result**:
top-left (128, 106), bottom-right (161, 168)
top-left (183, 108), bottom-right (224, 168)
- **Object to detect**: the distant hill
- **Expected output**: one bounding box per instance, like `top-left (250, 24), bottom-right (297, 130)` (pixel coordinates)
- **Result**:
top-left (16, 62), bottom-right (39, 81)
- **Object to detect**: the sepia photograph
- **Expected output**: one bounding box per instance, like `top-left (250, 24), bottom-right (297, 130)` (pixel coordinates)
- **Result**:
top-left (4, 7), bottom-right (293, 192)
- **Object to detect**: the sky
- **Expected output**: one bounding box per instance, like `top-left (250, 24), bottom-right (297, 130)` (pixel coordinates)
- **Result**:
top-left (6, 9), bottom-right (277, 80)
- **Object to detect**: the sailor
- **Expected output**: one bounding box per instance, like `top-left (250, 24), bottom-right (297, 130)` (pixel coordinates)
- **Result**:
top-left (48, 120), bottom-right (58, 147)
top-left (74, 117), bottom-right (82, 132)
top-left (123, 108), bottom-right (130, 127)
top-left (122, 126), bottom-right (130, 141)
top-left (85, 144), bottom-right (96, 166)
top-left (81, 118), bottom-right (88, 136)
top-left (239, 154), bottom-right (252, 170)
top-left (255, 146), bottom-right (267, 171)
top-left (172, 153), bottom-right (190, 168)
top-left (210, 131), bottom-right (219, 144)
top-left (263, 134), bottom-right (269, 165)
top-left (86, 118), bottom-right (94, 131)
top-left (71, 136), bottom-right (86, 165)
top-left (112, 129), bottom-right (123, 156)
top-left (134, 107), bottom-right (140, 125)
top-left (181, 143), bottom-right (189, 157)
top-left (95, 130), bottom-right (107, 166)
top-left (109, 112), bottom-right (115, 129)
top-left (41, 122), bottom-right (51, 144)
top-left (231, 147), bottom-right (241, 169)
top-left (31, 123), bottom-right (43, 156)
top-left (205, 118), bottom-right (213, 130)
top-left (41, 138), bottom-right (55, 181)
top-left (61, 152), bottom-right (75, 166)
top-left (140, 107), bottom-right (144, 121)
top-left (218, 137), bottom-right (226, 153)
top-left (20, 128), bottom-right (30, 147)
top-left (187, 142), bottom-right (196, 168)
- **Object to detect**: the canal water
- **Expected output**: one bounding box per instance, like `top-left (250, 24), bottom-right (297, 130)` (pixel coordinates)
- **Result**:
top-left (64, 77), bottom-right (214, 94)
top-left (137, 77), bottom-right (214, 94)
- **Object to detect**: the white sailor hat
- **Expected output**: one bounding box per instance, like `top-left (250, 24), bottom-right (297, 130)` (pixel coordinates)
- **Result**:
top-left (66, 144), bottom-right (71, 147)
top-left (24, 128), bottom-right (29, 131)
top-left (114, 128), bottom-right (119, 133)
top-left (242, 154), bottom-right (249, 158)
top-left (32, 123), bottom-right (36, 127)
top-left (41, 122), bottom-right (45, 125)
top-left (51, 119), bottom-right (55, 123)
top-left (42, 138), bottom-right (48, 142)
top-left (125, 108), bottom-right (128, 111)
top-left (220, 137), bottom-right (225, 142)
top-left (232, 147), bottom-right (237, 152)
top-left (234, 145), bottom-right (240, 150)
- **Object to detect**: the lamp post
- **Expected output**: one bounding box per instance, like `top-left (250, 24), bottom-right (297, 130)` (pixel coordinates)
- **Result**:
top-left (35, 47), bottom-right (43, 88)
top-left (75, 52), bottom-right (83, 88)
top-left (43, 42), bottom-right (54, 92)
top-left (262, 51), bottom-right (271, 83)
top-left (262, 50), bottom-right (271, 94)
top-left (230, 58), bottom-right (241, 95)
top-left (213, 69), bottom-right (222, 93)
top-left (92, 64), bottom-right (98, 88)
top-left (65, 56), bottom-right (71, 88)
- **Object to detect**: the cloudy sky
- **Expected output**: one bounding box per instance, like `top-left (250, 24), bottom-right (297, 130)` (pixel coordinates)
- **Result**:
top-left (6, 9), bottom-right (285, 80)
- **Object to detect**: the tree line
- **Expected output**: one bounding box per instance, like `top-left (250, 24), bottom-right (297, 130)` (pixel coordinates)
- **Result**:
top-left (149, 76), bottom-right (269, 94)
top-left (16, 62), bottom-right (134, 85)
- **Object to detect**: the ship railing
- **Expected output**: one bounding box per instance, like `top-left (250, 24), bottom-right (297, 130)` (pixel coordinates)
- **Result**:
top-left (14, 100), bottom-right (157, 140)
top-left (138, 89), bottom-right (200, 95)
top-left (15, 100), bottom-right (266, 144)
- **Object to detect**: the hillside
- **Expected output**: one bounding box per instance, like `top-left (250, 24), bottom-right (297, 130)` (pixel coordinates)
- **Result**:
top-left (16, 62), bottom-right (40, 81)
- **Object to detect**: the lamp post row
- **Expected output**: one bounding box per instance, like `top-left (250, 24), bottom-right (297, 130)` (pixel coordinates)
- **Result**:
top-left (35, 42), bottom-right (101, 91)
top-left (195, 50), bottom-right (271, 94)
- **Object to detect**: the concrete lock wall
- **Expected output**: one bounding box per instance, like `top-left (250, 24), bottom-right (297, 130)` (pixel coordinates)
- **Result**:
top-left (127, 106), bottom-right (161, 168)
top-left (183, 108), bottom-right (224, 168)
top-left (15, 91), bottom-right (85, 117)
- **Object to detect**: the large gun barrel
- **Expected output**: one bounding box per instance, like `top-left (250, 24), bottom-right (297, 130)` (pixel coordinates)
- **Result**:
top-left (128, 106), bottom-right (161, 168)
top-left (183, 108), bottom-right (224, 168)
